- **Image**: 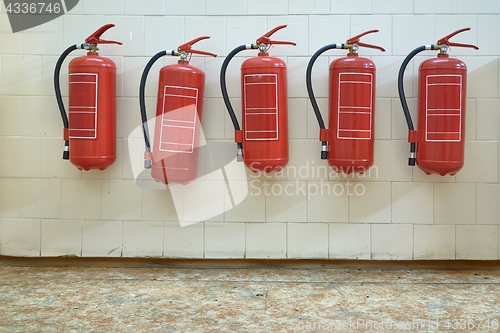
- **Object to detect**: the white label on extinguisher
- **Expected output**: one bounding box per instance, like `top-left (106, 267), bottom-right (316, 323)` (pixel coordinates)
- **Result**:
top-left (243, 74), bottom-right (279, 141)
top-left (159, 85), bottom-right (198, 153)
top-left (425, 74), bottom-right (462, 142)
top-left (68, 73), bottom-right (98, 139)
top-left (337, 72), bottom-right (373, 140)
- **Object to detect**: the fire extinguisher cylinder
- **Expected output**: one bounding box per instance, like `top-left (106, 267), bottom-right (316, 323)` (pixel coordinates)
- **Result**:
top-left (398, 27), bottom-right (478, 175)
top-left (306, 30), bottom-right (385, 174)
top-left (139, 36), bottom-right (216, 184)
top-left (54, 24), bottom-right (122, 170)
top-left (220, 25), bottom-right (296, 171)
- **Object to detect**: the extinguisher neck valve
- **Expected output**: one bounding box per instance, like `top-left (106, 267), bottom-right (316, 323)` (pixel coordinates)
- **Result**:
top-left (348, 44), bottom-right (360, 54)
top-left (438, 44), bottom-right (449, 54)
top-left (88, 44), bottom-right (99, 53)
top-left (179, 52), bottom-right (188, 62)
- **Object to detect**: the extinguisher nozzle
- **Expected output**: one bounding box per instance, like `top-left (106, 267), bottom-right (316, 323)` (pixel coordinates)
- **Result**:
top-left (63, 141), bottom-right (69, 160)
top-left (236, 143), bottom-right (243, 162)
top-left (321, 142), bottom-right (328, 160)
top-left (144, 160), bottom-right (152, 169)
top-left (409, 150), bottom-right (416, 166)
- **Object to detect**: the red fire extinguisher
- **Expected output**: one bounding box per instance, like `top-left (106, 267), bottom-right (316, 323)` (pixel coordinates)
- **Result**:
top-left (139, 36), bottom-right (217, 184)
top-left (54, 24), bottom-right (122, 171)
top-left (220, 25), bottom-right (296, 172)
top-left (398, 28), bottom-right (478, 176)
top-left (306, 30), bottom-right (385, 174)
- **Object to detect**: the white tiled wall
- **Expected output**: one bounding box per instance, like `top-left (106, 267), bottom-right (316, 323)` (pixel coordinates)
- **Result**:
top-left (1, 0), bottom-right (499, 259)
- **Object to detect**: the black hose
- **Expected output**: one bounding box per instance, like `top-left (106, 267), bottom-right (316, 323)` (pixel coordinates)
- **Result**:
top-left (307, 44), bottom-right (341, 129)
top-left (220, 44), bottom-right (251, 154)
top-left (306, 44), bottom-right (343, 159)
top-left (139, 50), bottom-right (167, 151)
top-left (220, 44), bottom-right (247, 132)
top-left (54, 44), bottom-right (81, 159)
top-left (398, 45), bottom-right (432, 166)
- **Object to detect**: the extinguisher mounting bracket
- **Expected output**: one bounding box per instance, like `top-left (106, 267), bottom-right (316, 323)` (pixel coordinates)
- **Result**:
top-left (436, 27), bottom-right (479, 52)
top-left (177, 36), bottom-right (217, 58)
top-left (346, 30), bottom-right (386, 53)
top-left (85, 24), bottom-right (123, 46)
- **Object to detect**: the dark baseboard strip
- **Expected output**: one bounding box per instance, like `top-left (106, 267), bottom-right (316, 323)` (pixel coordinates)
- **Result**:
top-left (0, 256), bottom-right (499, 270)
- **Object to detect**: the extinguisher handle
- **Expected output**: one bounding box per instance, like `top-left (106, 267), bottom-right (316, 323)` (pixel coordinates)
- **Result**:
top-left (443, 41), bottom-right (479, 50)
top-left (177, 36), bottom-right (217, 57)
top-left (437, 27), bottom-right (479, 50)
top-left (90, 39), bottom-right (123, 45)
top-left (264, 40), bottom-right (297, 46)
top-left (188, 49), bottom-right (218, 58)
top-left (356, 41), bottom-right (386, 52)
top-left (85, 24), bottom-right (123, 45)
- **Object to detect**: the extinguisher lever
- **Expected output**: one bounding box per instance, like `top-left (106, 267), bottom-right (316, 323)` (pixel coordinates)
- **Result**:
top-left (255, 25), bottom-right (296, 47)
top-left (258, 24), bottom-right (288, 42)
top-left (347, 29), bottom-right (379, 43)
top-left (346, 30), bottom-right (385, 52)
top-left (177, 36), bottom-right (216, 57)
top-left (437, 27), bottom-right (479, 50)
top-left (178, 36), bottom-right (210, 50)
top-left (437, 27), bottom-right (470, 44)
top-left (85, 24), bottom-right (123, 45)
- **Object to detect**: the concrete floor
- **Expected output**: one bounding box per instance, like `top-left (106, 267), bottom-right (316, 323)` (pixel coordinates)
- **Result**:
top-left (0, 263), bottom-right (499, 332)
